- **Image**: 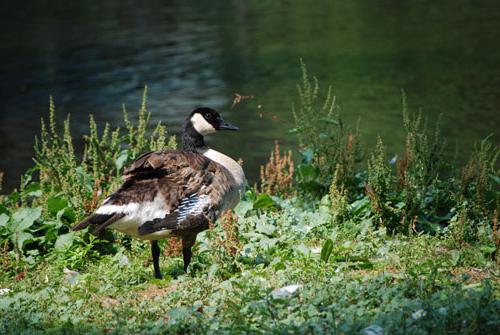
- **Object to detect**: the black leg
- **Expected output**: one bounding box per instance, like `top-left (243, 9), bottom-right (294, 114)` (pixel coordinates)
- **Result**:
top-left (182, 246), bottom-right (192, 272)
top-left (181, 236), bottom-right (196, 273)
top-left (151, 240), bottom-right (162, 279)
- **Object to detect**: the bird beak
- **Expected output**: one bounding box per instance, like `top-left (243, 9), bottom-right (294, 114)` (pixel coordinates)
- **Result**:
top-left (218, 118), bottom-right (239, 131)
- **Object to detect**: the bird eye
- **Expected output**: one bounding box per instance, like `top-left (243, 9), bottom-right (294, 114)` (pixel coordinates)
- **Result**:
top-left (204, 113), bottom-right (211, 119)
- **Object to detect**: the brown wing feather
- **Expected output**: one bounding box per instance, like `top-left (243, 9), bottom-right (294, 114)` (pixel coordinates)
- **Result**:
top-left (123, 150), bottom-right (211, 181)
top-left (111, 150), bottom-right (214, 208)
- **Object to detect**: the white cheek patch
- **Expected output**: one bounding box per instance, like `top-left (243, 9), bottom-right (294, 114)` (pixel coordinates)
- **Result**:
top-left (191, 113), bottom-right (216, 135)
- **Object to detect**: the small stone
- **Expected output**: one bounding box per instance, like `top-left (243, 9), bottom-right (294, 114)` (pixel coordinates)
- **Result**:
top-left (412, 309), bottom-right (427, 320)
top-left (119, 254), bottom-right (130, 266)
top-left (271, 284), bottom-right (303, 299)
top-left (311, 247), bottom-right (321, 254)
top-left (63, 268), bottom-right (80, 285)
top-left (362, 325), bottom-right (384, 335)
top-left (0, 288), bottom-right (11, 295)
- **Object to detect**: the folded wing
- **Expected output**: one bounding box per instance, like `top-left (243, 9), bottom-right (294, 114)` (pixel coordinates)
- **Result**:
top-left (72, 150), bottom-right (218, 236)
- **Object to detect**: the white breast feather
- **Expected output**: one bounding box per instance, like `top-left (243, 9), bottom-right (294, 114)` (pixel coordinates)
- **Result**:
top-left (201, 148), bottom-right (246, 192)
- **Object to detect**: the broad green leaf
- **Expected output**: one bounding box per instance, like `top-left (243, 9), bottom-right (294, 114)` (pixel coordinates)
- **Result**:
top-left (321, 239), bottom-right (334, 262)
top-left (24, 182), bottom-right (42, 198)
top-left (56, 207), bottom-right (75, 223)
top-left (43, 223), bottom-right (62, 244)
top-left (479, 244), bottom-right (496, 255)
top-left (294, 243), bottom-right (311, 256)
top-left (47, 197), bottom-right (68, 216)
top-left (54, 232), bottom-right (75, 251)
top-left (258, 237), bottom-right (278, 249)
top-left (234, 200), bottom-right (253, 217)
top-left (16, 231), bottom-right (34, 250)
top-left (245, 190), bottom-right (257, 201)
top-left (23, 255), bottom-right (36, 265)
top-left (255, 223), bottom-right (277, 236)
top-left (0, 213), bottom-right (9, 227)
top-left (115, 150), bottom-right (130, 171)
top-left (350, 197), bottom-right (371, 216)
top-left (26, 249), bottom-right (39, 257)
top-left (11, 207), bottom-right (42, 232)
top-left (253, 194), bottom-right (277, 210)
top-left (7, 191), bottom-right (20, 204)
top-left (0, 204), bottom-right (9, 215)
top-left (297, 164), bottom-right (318, 180)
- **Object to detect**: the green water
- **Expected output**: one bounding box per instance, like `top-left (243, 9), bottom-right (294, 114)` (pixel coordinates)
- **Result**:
top-left (0, 0), bottom-right (499, 190)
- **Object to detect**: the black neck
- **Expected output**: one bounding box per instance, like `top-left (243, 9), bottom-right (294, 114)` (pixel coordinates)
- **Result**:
top-left (182, 123), bottom-right (205, 152)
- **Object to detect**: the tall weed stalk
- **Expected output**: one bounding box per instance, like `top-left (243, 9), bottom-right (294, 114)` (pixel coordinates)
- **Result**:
top-left (455, 136), bottom-right (499, 244)
top-left (396, 92), bottom-right (449, 231)
top-left (293, 60), bottom-right (362, 195)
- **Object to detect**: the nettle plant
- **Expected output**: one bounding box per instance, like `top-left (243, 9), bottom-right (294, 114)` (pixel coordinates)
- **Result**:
top-left (0, 88), bottom-right (176, 265)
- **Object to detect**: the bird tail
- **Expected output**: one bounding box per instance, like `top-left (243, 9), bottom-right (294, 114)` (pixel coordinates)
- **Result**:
top-left (72, 213), bottom-right (123, 235)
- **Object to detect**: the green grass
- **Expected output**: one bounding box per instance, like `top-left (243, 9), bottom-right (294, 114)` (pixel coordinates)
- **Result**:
top-left (0, 197), bottom-right (498, 334)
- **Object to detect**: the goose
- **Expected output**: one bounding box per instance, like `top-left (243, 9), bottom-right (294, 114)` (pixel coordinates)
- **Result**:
top-left (72, 107), bottom-right (246, 278)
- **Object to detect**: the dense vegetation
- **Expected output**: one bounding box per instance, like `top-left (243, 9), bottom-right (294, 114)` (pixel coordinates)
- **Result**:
top-left (0, 65), bottom-right (498, 334)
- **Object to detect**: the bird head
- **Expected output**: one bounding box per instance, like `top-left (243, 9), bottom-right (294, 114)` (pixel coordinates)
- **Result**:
top-left (188, 107), bottom-right (239, 136)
